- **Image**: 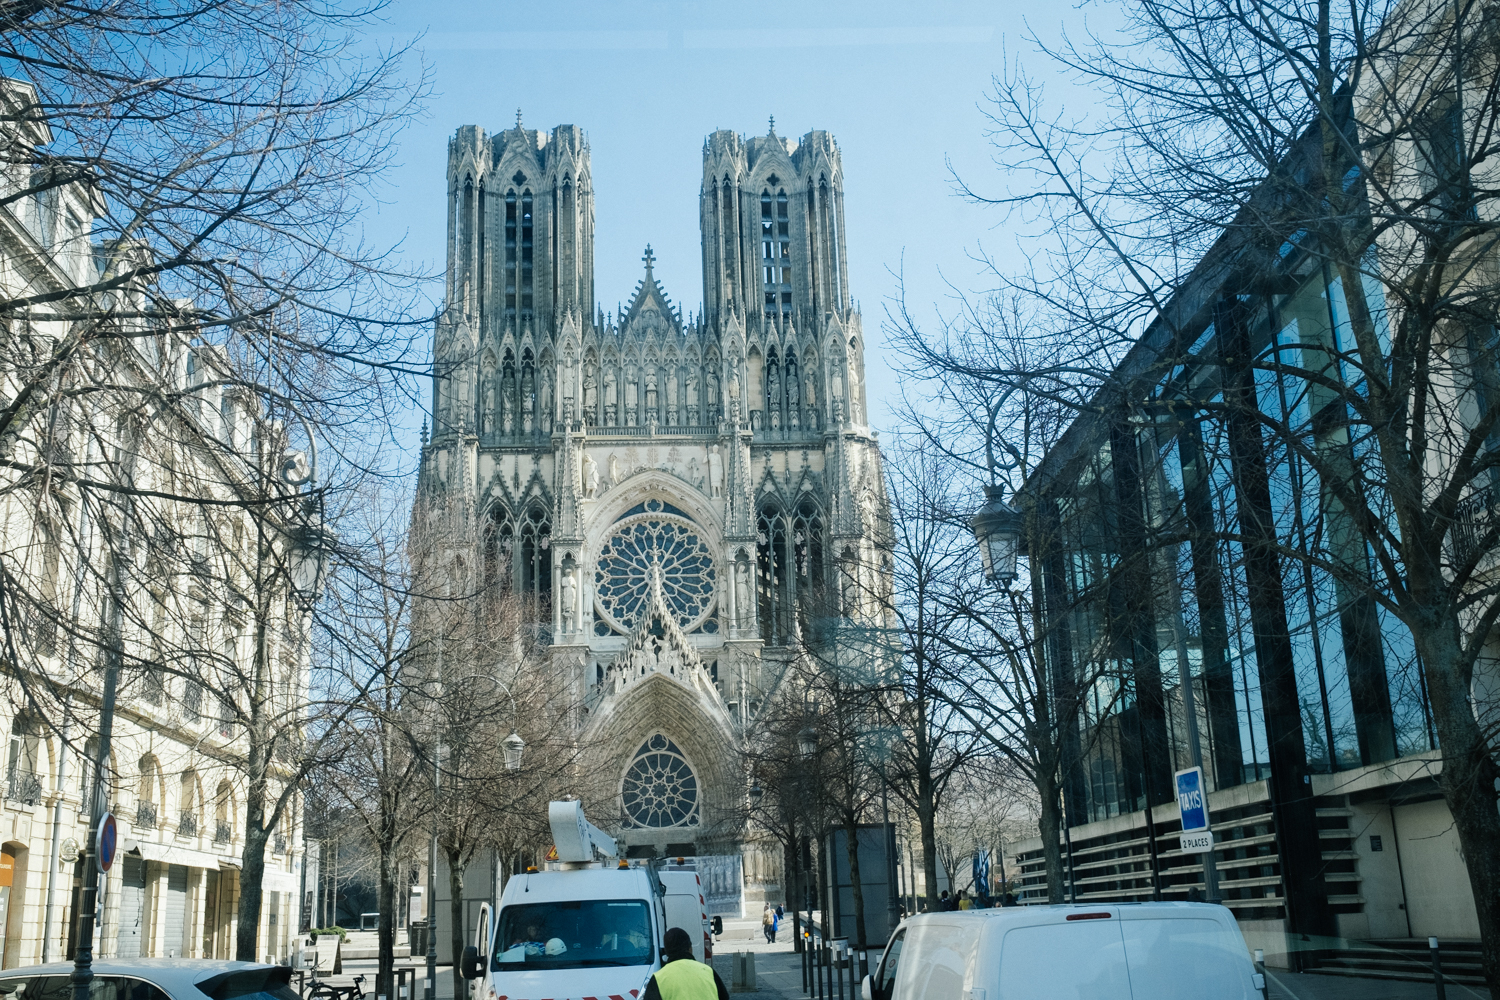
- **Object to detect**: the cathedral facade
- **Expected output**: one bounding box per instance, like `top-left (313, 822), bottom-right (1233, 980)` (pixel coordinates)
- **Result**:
top-left (418, 119), bottom-right (890, 877)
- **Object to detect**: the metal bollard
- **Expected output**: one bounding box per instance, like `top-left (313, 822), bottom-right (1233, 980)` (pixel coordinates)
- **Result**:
top-left (835, 949), bottom-right (843, 1000)
top-left (1253, 949), bottom-right (1267, 1000)
top-left (1430, 937), bottom-right (1447, 1000)
top-left (802, 936), bottom-right (810, 993)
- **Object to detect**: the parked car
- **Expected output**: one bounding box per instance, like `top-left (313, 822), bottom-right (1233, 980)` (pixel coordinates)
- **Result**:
top-left (863, 902), bottom-right (1266, 1000)
top-left (0, 961), bottom-right (298, 1000)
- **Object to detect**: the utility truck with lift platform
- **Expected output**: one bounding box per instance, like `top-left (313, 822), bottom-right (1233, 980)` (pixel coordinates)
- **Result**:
top-left (460, 801), bottom-right (711, 1000)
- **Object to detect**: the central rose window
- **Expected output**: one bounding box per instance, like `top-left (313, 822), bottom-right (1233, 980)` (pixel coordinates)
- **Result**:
top-left (595, 500), bottom-right (716, 633)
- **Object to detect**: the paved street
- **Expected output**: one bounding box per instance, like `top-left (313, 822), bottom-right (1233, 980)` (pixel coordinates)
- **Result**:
top-left (318, 919), bottom-right (1493, 1000)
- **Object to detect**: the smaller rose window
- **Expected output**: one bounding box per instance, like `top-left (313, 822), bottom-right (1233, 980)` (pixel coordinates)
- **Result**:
top-left (621, 734), bottom-right (700, 829)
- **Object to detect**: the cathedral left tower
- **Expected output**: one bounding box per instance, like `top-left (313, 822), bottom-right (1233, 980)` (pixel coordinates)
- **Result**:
top-left (433, 121), bottom-right (594, 441)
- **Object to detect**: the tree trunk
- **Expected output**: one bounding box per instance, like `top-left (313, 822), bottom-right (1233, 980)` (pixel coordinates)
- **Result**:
top-left (843, 814), bottom-right (868, 948)
top-left (1036, 771), bottom-right (1066, 904)
top-left (237, 822), bottom-right (268, 961)
top-left (377, 837), bottom-right (397, 1000)
top-left (1414, 625), bottom-right (1500, 994)
top-left (917, 768), bottom-right (939, 911)
top-left (448, 857), bottom-right (469, 1000)
top-left (785, 827), bottom-right (803, 952)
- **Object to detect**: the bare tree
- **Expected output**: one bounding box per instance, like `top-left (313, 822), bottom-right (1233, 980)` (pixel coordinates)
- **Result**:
top-left (316, 490), bottom-right (430, 1000)
top-left (0, 0), bottom-right (432, 966)
top-left (890, 0), bottom-right (1500, 985)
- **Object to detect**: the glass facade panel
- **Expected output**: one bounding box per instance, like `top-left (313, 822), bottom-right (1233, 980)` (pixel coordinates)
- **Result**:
top-left (1044, 253), bottom-right (1427, 809)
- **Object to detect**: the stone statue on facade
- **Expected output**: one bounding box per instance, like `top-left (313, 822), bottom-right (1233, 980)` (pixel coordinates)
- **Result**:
top-left (735, 562), bottom-right (751, 624)
top-left (561, 567), bottom-right (578, 632)
top-left (709, 445), bottom-right (724, 498)
top-left (583, 452), bottom-right (599, 498)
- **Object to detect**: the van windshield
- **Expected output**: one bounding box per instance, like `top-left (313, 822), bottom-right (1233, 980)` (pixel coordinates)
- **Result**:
top-left (493, 899), bottom-right (654, 970)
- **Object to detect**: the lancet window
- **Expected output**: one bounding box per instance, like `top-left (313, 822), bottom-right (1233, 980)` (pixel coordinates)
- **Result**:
top-left (762, 190), bottom-right (792, 316)
top-left (477, 182), bottom-right (486, 326)
top-left (460, 178), bottom-right (474, 303)
top-left (485, 503), bottom-right (552, 599)
top-left (757, 498), bottom-right (824, 645)
top-left (504, 191), bottom-right (518, 321)
top-left (720, 177), bottom-right (739, 306)
top-left (520, 191), bottom-right (534, 319)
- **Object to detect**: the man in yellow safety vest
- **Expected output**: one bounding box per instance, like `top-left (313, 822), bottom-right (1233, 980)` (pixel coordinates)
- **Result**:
top-left (641, 927), bottom-right (730, 1000)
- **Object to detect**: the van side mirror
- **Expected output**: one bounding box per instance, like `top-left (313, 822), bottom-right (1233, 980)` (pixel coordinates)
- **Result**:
top-left (461, 945), bottom-right (483, 980)
top-left (861, 975), bottom-right (874, 1000)
top-left (711, 916), bottom-right (723, 935)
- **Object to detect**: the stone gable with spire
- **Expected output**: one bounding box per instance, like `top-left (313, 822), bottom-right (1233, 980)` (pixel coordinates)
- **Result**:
top-left (417, 117), bottom-right (891, 886)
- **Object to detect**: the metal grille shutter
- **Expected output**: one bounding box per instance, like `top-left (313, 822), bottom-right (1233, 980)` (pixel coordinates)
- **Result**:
top-left (116, 856), bottom-right (147, 959)
top-left (163, 864), bottom-right (189, 957)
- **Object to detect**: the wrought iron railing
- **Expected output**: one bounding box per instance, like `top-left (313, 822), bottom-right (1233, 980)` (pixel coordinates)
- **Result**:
top-left (272, 834), bottom-right (287, 855)
top-left (178, 813), bottom-right (198, 837)
top-left (135, 801), bottom-right (158, 829)
top-left (183, 682), bottom-right (203, 723)
top-left (1450, 487), bottom-right (1497, 568)
top-left (4, 768), bottom-right (41, 806)
top-left (214, 821), bottom-right (233, 845)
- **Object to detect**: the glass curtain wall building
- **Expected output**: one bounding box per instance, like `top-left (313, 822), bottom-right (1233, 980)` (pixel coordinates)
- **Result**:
top-left (1011, 114), bottom-right (1476, 964)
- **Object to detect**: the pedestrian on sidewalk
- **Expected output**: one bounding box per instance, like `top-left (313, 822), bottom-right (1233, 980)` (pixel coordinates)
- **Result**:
top-left (642, 927), bottom-right (729, 1000)
top-left (771, 908), bottom-right (779, 944)
top-left (763, 905), bottom-right (776, 944)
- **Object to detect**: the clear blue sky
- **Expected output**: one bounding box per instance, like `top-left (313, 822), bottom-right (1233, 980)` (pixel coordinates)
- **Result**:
top-left (363, 0), bottom-right (1110, 447)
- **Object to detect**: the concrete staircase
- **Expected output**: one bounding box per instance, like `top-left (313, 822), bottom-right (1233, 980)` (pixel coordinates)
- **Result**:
top-left (1306, 939), bottom-right (1484, 987)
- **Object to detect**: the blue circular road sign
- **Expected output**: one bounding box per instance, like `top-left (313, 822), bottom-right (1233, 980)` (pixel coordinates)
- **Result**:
top-left (96, 814), bottom-right (117, 874)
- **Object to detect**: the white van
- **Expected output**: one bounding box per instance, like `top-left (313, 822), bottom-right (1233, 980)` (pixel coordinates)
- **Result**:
top-left (863, 903), bottom-right (1265, 1000)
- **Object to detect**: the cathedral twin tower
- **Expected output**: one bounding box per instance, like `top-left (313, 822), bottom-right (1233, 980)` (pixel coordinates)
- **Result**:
top-left (421, 118), bottom-right (889, 871)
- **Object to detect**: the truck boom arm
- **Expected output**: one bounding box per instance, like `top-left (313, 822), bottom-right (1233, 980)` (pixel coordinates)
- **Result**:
top-left (548, 800), bottom-right (618, 862)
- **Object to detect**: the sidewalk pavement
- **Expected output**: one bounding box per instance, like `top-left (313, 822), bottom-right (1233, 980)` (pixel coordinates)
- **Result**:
top-left (1264, 969), bottom-right (1491, 1000)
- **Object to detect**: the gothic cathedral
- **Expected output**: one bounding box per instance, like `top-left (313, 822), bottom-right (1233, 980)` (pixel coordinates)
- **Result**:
top-left (418, 119), bottom-right (891, 891)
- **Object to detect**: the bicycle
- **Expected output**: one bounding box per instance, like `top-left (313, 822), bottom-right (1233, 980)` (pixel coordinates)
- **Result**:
top-left (305, 975), bottom-right (364, 1000)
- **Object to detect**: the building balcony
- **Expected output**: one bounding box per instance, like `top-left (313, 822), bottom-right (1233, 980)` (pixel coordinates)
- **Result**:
top-left (272, 834), bottom-right (287, 856)
top-left (178, 813), bottom-right (198, 837)
top-left (135, 801), bottom-right (158, 830)
top-left (1450, 487), bottom-right (1496, 568)
top-left (215, 821), bottom-right (233, 845)
top-left (4, 768), bottom-right (41, 807)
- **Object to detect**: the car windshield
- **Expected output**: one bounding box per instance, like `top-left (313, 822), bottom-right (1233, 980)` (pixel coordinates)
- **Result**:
top-left (494, 899), bottom-right (654, 969)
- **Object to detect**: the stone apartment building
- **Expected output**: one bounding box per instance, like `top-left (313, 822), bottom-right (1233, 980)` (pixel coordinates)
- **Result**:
top-left (0, 77), bottom-right (307, 967)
